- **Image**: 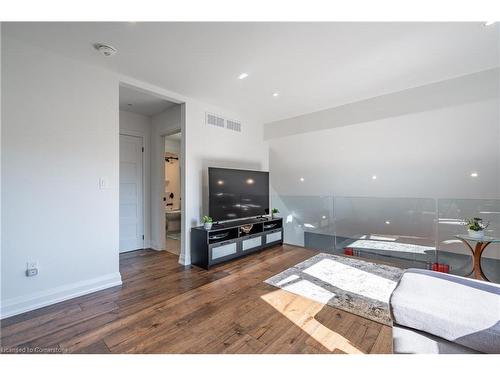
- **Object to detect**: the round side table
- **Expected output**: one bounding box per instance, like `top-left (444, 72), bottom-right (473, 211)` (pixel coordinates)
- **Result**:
top-left (455, 235), bottom-right (500, 282)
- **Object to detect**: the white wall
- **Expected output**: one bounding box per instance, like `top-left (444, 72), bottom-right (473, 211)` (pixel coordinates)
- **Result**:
top-left (1, 35), bottom-right (269, 317)
top-left (119, 110), bottom-right (152, 248)
top-left (265, 69), bottom-right (500, 261)
top-left (1, 36), bottom-right (122, 317)
top-left (267, 69), bottom-right (500, 200)
top-left (269, 98), bottom-right (500, 199)
top-left (183, 102), bottom-right (269, 265)
top-left (149, 103), bottom-right (270, 265)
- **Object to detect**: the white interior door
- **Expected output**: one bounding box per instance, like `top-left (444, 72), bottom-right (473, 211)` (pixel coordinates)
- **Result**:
top-left (120, 134), bottom-right (144, 252)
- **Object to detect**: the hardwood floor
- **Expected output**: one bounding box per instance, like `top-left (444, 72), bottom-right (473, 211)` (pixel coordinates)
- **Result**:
top-left (0, 245), bottom-right (392, 354)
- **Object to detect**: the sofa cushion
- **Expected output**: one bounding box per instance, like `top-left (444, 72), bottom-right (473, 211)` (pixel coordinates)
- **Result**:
top-left (393, 324), bottom-right (480, 354)
top-left (390, 269), bottom-right (500, 354)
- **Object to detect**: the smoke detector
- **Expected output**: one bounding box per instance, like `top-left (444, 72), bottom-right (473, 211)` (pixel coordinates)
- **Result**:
top-left (94, 43), bottom-right (117, 57)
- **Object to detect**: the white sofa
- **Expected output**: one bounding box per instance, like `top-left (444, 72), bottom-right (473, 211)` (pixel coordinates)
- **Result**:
top-left (389, 268), bottom-right (500, 354)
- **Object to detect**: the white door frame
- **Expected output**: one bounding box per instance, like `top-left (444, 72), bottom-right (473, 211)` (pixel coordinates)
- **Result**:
top-left (119, 130), bottom-right (146, 250)
top-left (118, 79), bottom-right (187, 265)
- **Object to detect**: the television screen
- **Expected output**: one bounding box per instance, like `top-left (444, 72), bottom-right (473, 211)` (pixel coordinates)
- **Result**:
top-left (209, 167), bottom-right (269, 222)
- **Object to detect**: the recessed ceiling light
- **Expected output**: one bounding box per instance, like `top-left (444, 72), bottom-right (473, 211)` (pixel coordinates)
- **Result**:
top-left (372, 175), bottom-right (377, 180)
top-left (299, 177), bottom-right (305, 182)
top-left (93, 43), bottom-right (117, 57)
top-left (470, 172), bottom-right (478, 178)
top-left (385, 221), bottom-right (391, 225)
top-left (273, 92), bottom-right (279, 97)
top-left (322, 215), bottom-right (327, 220)
top-left (484, 21), bottom-right (496, 26)
top-left (238, 73), bottom-right (249, 80)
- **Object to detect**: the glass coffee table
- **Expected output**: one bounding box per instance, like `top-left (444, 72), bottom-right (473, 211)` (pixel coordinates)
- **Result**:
top-left (456, 235), bottom-right (500, 282)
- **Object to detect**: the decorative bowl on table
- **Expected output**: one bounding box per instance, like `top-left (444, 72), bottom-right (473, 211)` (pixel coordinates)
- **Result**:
top-left (240, 224), bottom-right (253, 234)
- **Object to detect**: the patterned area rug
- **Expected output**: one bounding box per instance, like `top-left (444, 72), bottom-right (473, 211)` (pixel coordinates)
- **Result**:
top-left (265, 253), bottom-right (404, 325)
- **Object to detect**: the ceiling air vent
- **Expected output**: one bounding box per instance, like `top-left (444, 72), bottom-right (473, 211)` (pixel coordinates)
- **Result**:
top-left (206, 112), bottom-right (225, 128)
top-left (226, 119), bottom-right (242, 132)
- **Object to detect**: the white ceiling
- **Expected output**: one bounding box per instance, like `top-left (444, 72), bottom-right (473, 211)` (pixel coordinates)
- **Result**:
top-left (119, 85), bottom-right (177, 116)
top-left (4, 22), bottom-right (499, 123)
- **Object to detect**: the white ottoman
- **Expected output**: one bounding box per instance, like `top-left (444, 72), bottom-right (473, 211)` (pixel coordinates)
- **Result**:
top-left (390, 269), bottom-right (500, 354)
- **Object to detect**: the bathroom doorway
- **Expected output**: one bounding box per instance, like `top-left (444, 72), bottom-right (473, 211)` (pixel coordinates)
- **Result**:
top-left (164, 132), bottom-right (182, 255)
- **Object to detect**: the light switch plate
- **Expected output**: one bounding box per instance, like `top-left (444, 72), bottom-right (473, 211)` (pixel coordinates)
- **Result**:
top-left (99, 177), bottom-right (110, 189)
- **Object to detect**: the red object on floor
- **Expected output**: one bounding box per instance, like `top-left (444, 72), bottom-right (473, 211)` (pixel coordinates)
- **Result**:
top-left (433, 263), bottom-right (450, 273)
top-left (344, 247), bottom-right (353, 256)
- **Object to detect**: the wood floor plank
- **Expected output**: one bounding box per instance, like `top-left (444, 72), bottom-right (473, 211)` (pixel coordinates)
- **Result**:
top-left (0, 246), bottom-right (392, 354)
top-left (1, 300), bottom-right (118, 347)
top-left (370, 325), bottom-right (393, 354)
top-left (73, 340), bottom-right (111, 354)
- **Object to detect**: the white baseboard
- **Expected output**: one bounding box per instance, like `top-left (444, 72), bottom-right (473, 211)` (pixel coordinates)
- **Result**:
top-left (178, 253), bottom-right (190, 266)
top-left (0, 272), bottom-right (122, 319)
top-left (151, 241), bottom-right (164, 251)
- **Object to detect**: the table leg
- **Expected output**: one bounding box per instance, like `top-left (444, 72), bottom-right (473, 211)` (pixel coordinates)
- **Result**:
top-left (472, 242), bottom-right (491, 281)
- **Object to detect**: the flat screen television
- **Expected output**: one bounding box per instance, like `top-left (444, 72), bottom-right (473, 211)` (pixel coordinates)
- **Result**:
top-left (208, 167), bottom-right (269, 222)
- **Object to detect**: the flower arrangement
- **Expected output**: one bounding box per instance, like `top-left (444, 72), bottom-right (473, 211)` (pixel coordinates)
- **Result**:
top-left (202, 215), bottom-right (213, 230)
top-left (463, 217), bottom-right (489, 239)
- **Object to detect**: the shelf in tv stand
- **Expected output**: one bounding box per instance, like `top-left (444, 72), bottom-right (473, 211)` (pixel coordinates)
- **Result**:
top-left (191, 217), bottom-right (283, 269)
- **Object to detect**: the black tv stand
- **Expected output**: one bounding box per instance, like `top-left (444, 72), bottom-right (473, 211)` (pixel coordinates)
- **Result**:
top-left (191, 217), bottom-right (283, 269)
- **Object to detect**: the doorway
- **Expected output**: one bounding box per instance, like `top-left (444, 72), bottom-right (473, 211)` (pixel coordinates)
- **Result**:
top-left (164, 132), bottom-right (182, 255)
top-left (119, 83), bottom-right (184, 258)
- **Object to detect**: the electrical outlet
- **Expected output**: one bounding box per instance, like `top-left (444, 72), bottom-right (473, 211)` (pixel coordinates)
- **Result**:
top-left (26, 262), bottom-right (38, 277)
top-left (27, 261), bottom-right (37, 269)
top-left (26, 268), bottom-right (38, 277)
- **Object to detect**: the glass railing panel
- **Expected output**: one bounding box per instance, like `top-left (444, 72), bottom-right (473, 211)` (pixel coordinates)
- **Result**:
top-left (333, 196), bottom-right (437, 269)
top-left (271, 194), bottom-right (499, 279)
top-left (270, 195), bottom-right (334, 250)
top-left (437, 198), bottom-right (500, 282)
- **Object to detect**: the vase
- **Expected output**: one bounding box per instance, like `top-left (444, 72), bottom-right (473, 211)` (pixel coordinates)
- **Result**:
top-left (204, 222), bottom-right (213, 230)
top-left (468, 229), bottom-right (484, 239)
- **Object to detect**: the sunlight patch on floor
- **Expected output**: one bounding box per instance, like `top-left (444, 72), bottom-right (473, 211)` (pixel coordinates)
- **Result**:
top-left (276, 276), bottom-right (335, 304)
top-left (261, 288), bottom-right (363, 354)
top-left (303, 258), bottom-right (397, 303)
